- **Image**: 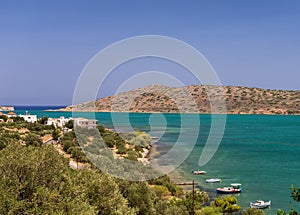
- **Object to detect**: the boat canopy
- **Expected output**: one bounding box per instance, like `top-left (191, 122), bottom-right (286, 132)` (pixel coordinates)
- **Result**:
top-left (231, 183), bottom-right (241, 188)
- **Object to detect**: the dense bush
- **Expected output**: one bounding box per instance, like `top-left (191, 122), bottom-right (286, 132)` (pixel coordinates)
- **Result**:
top-left (37, 116), bottom-right (48, 124)
top-left (243, 208), bottom-right (265, 215)
top-left (149, 175), bottom-right (183, 197)
top-left (0, 144), bottom-right (134, 214)
top-left (11, 116), bottom-right (25, 122)
top-left (184, 190), bottom-right (209, 214)
top-left (24, 133), bottom-right (42, 146)
top-left (0, 115), bottom-right (8, 122)
top-left (65, 119), bottom-right (74, 129)
top-left (211, 196), bottom-right (241, 213)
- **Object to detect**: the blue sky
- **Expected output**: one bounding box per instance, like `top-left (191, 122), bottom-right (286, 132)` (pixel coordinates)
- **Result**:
top-left (0, 0), bottom-right (299, 105)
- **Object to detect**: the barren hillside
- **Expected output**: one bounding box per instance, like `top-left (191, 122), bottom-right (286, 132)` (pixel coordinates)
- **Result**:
top-left (61, 85), bottom-right (300, 115)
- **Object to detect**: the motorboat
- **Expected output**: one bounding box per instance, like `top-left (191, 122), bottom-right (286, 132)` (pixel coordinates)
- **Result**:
top-left (206, 178), bottom-right (222, 183)
top-left (192, 170), bottom-right (206, 175)
top-left (250, 200), bottom-right (271, 209)
top-left (216, 183), bottom-right (242, 194)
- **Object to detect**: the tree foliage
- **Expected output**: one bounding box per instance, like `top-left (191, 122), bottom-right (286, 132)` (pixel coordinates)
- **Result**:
top-left (52, 129), bottom-right (59, 140)
top-left (0, 115), bottom-right (8, 122)
top-left (242, 208), bottom-right (265, 215)
top-left (65, 119), bottom-right (74, 129)
top-left (24, 133), bottom-right (43, 146)
top-left (197, 206), bottom-right (223, 215)
top-left (291, 185), bottom-right (300, 203)
top-left (184, 190), bottom-right (209, 214)
top-left (212, 196), bottom-right (241, 213)
top-left (37, 116), bottom-right (48, 124)
top-left (11, 116), bottom-right (25, 122)
top-left (0, 144), bottom-right (134, 214)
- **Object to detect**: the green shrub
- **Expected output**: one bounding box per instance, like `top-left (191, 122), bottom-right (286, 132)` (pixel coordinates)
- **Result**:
top-left (24, 133), bottom-right (42, 147)
top-left (61, 140), bottom-right (75, 151)
top-left (212, 196), bottom-right (241, 213)
top-left (243, 208), bottom-right (265, 215)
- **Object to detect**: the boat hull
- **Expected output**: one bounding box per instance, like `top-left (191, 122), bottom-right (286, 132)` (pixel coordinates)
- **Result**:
top-left (192, 171), bottom-right (206, 175)
top-left (250, 201), bottom-right (271, 209)
top-left (216, 188), bottom-right (242, 194)
top-left (206, 179), bottom-right (222, 183)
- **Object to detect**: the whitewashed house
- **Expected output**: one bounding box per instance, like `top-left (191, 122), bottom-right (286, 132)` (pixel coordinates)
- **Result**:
top-left (47, 116), bottom-right (72, 128)
top-left (46, 118), bottom-right (57, 127)
top-left (19, 112), bottom-right (37, 123)
top-left (74, 118), bottom-right (97, 129)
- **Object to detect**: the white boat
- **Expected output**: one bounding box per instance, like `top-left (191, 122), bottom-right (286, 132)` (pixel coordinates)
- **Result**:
top-left (250, 200), bottom-right (271, 209)
top-left (216, 183), bottom-right (242, 194)
top-left (206, 178), bottom-right (222, 183)
top-left (192, 170), bottom-right (206, 175)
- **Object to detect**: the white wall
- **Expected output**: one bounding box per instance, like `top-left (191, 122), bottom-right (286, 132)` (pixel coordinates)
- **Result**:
top-left (19, 114), bottom-right (37, 123)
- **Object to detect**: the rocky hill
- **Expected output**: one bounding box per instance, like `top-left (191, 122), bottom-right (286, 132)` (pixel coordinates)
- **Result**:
top-left (61, 85), bottom-right (300, 115)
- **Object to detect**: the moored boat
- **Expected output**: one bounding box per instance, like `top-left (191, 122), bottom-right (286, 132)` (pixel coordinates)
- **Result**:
top-left (192, 170), bottom-right (206, 175)
top-left (250, 200), bottom-right (271, 209)
top-left (206, 178), bottom-right (222, 183)
top-left (216, 183), bottom-right (242, 194)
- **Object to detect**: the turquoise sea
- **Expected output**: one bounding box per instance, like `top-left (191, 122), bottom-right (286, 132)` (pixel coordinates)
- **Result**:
top-left (11, 108), bottom-right (300, 214)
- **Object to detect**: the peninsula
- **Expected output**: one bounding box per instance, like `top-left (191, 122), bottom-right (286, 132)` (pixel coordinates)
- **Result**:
top-left (59, 85), bottom-right (300, 115)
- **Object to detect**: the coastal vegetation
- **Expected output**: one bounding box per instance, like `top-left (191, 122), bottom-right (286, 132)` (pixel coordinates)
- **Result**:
top-left (0, 144), bottom-right (135, 214)
top-left (1, 119), bottom-right (247, 214)
top-left (242, 208), bottom-right (265, 215)
top-left (0, 140), bottom-right (223, 214)
top-left (60, 84), bottom-right (300, 115)
top-left (0, 120), bottom-right (53, 149)
top-left (211, 196), bottom-right (241, 213)
top-left (59, 125), bottom-right (152, 163)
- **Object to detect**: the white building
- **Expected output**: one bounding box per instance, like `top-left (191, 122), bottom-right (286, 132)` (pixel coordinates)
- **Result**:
top-left (74, 118), bottom-right (97, 129)
top-left (47, 116), bottom-right (72, 128)
top-left (19, 112), bottom-right (37, 123)
top-left (46, 118), bottom-right (57, 127)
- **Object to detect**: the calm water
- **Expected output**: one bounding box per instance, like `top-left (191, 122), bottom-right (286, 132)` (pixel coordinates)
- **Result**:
top-left (11, 108), bottom-right (300, 214)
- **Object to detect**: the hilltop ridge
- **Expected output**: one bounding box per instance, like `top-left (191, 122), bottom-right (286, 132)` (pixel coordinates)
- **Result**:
top-left (60, 85), bottom-right (300, 115)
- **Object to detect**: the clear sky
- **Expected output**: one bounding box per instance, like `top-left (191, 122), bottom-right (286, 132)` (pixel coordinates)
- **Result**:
top-left (1, 0), bottom-right (299, 105)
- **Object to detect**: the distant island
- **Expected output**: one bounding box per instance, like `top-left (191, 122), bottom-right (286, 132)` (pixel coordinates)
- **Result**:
top-left (0, 106), bottom-right (14, 111)
top-left (58, 85), bottom-right (300, 115)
